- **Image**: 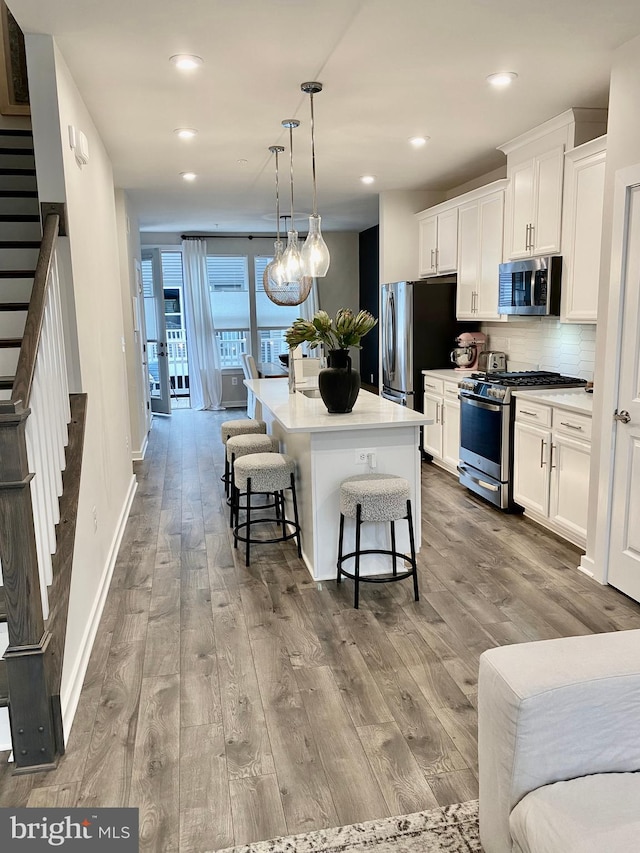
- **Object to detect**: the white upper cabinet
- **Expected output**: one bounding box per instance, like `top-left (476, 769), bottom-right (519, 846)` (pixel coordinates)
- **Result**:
top-left (561, 136), bottom-right (607, 324)
top-left (417, 204), bottom-right (458, 277)
top-left (498, 108), bottom-right (607, 262)
top-left (456, 181), bottom-right (508, 320)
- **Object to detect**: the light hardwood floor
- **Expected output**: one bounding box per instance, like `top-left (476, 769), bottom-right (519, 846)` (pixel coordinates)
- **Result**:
top-left (2, 408), bottom-right (640, 851)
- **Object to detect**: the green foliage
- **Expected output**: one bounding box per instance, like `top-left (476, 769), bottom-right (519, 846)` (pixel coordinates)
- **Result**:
top-left (284, 309), bottom-right (377, 351)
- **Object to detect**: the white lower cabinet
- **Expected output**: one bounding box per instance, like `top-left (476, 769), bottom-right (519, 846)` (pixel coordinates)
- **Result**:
top-left (422, 376), bottom-right (461, 473)
top-left (513, 400), bottom-right (591, 547)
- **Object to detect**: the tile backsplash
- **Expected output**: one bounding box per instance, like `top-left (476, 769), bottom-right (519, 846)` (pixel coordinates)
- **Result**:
top-left (480, 319), bottom-right (596, 381)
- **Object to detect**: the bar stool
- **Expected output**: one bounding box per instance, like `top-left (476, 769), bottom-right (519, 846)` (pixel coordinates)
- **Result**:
top-left (232, 452), bottom-right (301, 567)
top-left (337, 473), bottom-right (419, 609)
top-left (220, 418), bottom-right (266, 495)
top-left (226, 433), bottom-right (279, 527)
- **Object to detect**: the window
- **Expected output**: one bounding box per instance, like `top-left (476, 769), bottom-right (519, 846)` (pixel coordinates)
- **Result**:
top-left (254, 256), bottom-right (299, 363)
top-left (207, 256), bottom-right (250, 367)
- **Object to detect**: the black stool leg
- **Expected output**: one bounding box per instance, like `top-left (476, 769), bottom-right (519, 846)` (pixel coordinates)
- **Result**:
top-left (290, 474), bottom-right (302, 558)
top-left (406, 499), bottom-right (419, 602)
top-left (232, 479), bottom-right (239, 550)
top-left (390, 520), bottom-right (397, 576)
top-left (337, 513), bottom-right (345, 583)
top-left (229, 453), bottom-right (236, 529)
top-left (245, 477), bottom-right (252, 567)
top-left (354, 503), bottom-right (362, 609)
top-left (224, 454), bottom-right (230, 497)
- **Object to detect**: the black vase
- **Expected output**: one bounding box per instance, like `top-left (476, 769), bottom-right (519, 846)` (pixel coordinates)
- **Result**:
top-left (318, 349), bottom-right (361, 414)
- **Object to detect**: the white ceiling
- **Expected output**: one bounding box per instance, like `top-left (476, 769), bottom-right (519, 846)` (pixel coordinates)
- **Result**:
top-left (9, 0), bottom-right (640, 234)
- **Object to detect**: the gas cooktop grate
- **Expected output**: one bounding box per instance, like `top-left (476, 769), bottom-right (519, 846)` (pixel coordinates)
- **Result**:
top-left (470, 370), bottom-right (587, 387)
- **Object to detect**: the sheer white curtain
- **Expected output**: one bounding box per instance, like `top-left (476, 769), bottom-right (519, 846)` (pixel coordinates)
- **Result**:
top-left (182, 239), bottom-right (223, 410)
top-left (301, 277), bottom-right (320, 321)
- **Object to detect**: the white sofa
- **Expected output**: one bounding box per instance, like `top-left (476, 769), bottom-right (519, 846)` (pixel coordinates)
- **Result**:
top-left (478, 629), bottom-right (640, 853)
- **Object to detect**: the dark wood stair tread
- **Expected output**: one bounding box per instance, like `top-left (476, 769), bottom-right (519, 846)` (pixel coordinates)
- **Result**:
top-left (0, 241), bottom-right (40, 249)
top-left (0, 338), bottom-right (22, 348)
top-left (0, 214), bottom-right (40, 222)
top-left (0, 168), bottom-right (36, 176)
top-left (0, 375), bottom-right (14, 389)
top-left (0, 660), bottom-right (7, 708)
top-left (0, 129), bottom-right (32, 137)
top-left (0, 147), bottom-right (35, 156)
top-left (0, 270), bottom-right (36, 278)
top-left (0, 303), bottom-right (29, 312)
top-left (0, 190), bottom-right (38, 198)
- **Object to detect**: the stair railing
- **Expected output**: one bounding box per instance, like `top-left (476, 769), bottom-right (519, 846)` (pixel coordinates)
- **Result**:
top-left (0, 211), bottom-right (70, 770)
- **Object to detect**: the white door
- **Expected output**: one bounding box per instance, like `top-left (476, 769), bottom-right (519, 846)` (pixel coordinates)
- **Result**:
top-left (509, 159), bottom-right (535, 259)
top-left (549, 434), bottom-right (591, 545)
top-left (142, 250), bottom-right (171, 416)
top-left (436, 209), bottom-right (458, 273)
top-left (513, 422), bottom-right (551, 515)
top-left (607, 177), bottom-right (640, 600)
top-left (423, 393), bottom-right (443, 459)
top-left (418, 216), bottom-right (437, 276)
top-left (532, 145), bottom-right (565, 256)
top-left (456, 200), bottom-right (478, 318)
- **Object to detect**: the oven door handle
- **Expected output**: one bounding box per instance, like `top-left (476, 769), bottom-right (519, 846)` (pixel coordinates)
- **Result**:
top-left (457, 465), bottom-right (500, 492)
top-left (459, 396), bottom-right (503, 413)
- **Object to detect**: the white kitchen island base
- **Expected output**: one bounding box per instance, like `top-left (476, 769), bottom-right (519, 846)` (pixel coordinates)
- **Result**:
top-left (245, 379), bottom-right (431, 582)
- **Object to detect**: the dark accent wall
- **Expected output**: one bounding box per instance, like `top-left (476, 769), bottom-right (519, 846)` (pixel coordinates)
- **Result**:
top-left (358, 225), bottom-right (379, 388)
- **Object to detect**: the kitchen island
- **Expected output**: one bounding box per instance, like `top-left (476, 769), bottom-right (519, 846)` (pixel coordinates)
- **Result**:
top-left (244, 378), bottom-right (431, 581)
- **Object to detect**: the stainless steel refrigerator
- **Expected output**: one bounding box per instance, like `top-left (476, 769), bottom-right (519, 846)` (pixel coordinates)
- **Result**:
top-left (381, 279), bottom-right (472, 412)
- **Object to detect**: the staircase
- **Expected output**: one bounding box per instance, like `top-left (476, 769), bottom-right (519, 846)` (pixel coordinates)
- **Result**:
top-left (0, 127), bottom-right (38, 747)
top-left (0, 127), bottom-right (86, 771)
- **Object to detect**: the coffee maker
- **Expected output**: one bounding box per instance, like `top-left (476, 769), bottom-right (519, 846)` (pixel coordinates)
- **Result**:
top-left (450, 332), bottom-right (487, 370)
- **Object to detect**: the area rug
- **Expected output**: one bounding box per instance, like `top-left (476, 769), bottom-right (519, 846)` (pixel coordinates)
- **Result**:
top-left (216, 800), bottom-right (480, 853)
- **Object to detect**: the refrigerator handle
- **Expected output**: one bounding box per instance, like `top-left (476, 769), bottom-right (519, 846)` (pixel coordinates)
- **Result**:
top-left (388, 291), bottom-right (396, 379)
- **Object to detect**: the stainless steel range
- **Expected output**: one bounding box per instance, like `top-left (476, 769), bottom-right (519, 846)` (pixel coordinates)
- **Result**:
top-left (457, 371), bottom-right (587, 510)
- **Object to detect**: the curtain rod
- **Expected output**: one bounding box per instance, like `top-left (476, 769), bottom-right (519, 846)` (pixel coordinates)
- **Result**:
top-left (181, 234), bottom-right (261, 240)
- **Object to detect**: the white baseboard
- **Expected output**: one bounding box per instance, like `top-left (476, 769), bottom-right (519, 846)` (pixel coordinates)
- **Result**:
top-left (60, 474), bottom-right (138, 740)
top-left (132, 431), bottom-right (149, 461)
top-left (578, 554), bottom-right (605, 583)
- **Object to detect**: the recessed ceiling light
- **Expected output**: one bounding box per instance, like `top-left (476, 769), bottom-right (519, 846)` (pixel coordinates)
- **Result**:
top-left (409, 136), bottom-right (429, 147)
top-left (180, 171), bottom-right (197, 181)
top-left (487, 71), bottom-right (518, 88)
top-left (170, 54), bottom-right (204, 71)
top-left (237, 158), bottom-right (248, 165)
top-left (174, 128), bottom-right (198, 140)
top-left (360, 175), bottom-right (376, 184)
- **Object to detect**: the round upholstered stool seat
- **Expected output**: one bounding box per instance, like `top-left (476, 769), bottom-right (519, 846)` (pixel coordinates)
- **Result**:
top-left (231, 453), bottom-right (301, 567)
top-left (220, 418), bottom-right (266, 444)
top-left (220, 419), bottom-right (267, 496)
top-left (226, 433), bottom-right (278, 462)
top-left (340, 474), bottom-right (410, 522)
top-left (337, 473), bottom-right (418, 609)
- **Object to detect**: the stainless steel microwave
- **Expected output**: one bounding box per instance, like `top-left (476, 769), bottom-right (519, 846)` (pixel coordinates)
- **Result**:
top-left (498, 256), bottom-right (562, 316)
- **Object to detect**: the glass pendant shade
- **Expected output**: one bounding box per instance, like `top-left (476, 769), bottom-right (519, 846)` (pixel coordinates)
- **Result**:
top-left (301, 81), bottom-right (330, 277)
top-left (263, 239), bottom-right (286, 290)
top-left (277, 229), bottom-right (312, 305)
top-left (302, 214), bottom-right (330, 277)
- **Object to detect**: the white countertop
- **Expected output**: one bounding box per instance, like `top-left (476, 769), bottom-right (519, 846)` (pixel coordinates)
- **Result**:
top-left (513, 387), bottom-right (593, 415)
top-left (422, 368), bottom-right (474, 382)
top-left (246, 378), bottom-right (431, 433)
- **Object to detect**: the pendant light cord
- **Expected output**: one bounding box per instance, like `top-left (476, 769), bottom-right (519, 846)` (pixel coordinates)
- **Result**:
top-left (275, 149), bottom-right (281, 242)
top-left (288, 124), bottom-right (295, 231)
top-left (310, 92), bottom-right (317, 216)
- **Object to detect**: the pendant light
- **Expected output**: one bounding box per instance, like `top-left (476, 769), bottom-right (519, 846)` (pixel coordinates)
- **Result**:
top-left (301, 81), bottom-right (330, 277)
top-left (277, 118), bottom-right (312, 306)
top-left (263, 145), bottom-right (287, 298)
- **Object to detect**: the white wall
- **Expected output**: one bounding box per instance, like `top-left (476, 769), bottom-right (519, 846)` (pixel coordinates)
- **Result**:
top-left (585, 33), bottom-right (640, 581)
top-left (25, 35), bottom-right (137, 734)
top-left (115, 190), bottom-right (149, 458)
top-left (379, 189), bottom-right (444, 284)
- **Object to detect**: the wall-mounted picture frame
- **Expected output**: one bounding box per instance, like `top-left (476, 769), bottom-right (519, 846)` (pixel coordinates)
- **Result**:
top-left (0, 1), bottom-right (29, 116)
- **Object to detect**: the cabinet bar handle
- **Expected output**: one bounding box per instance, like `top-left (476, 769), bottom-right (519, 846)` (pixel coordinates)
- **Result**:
top-left (435, 402), bottom-right (440, 424)
top-left (560, 421), bottom-right (583, 430)
top-left (520, 410), bottom-right (539, 417)
top-left (540, 439), bottom-right (546, 467)
top-left (529, 223), bottom-right (535, 250)
top-left (550, 443), bottom-right (556, 469)
top-left (425, 382), bottom-right (436, 389)
top-left (436, 247), bottom-right (439, 268)
top-left (430, 248), bottom-right (435, 269)
top-left (525, 223), bottom-right (530, 250)
top-left (441, 404), bottom-right (445, 425)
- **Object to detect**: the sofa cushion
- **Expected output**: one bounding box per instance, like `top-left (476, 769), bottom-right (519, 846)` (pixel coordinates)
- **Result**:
top-left (509, 772), bottom-right (640, 853)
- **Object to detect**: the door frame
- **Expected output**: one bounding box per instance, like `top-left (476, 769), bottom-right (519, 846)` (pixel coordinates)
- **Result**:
top-left (587, 163), bottom-right (640, 584)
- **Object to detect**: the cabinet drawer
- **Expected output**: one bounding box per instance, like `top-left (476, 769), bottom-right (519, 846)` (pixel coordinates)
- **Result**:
top-left (515, 399), bottom-right (552, 427)
top-left (423, 376), bottom-right (444, 396)
top-left (443, 381), bottom-right (460, 401)
top-left (553, 409), bottom-right (592, 442)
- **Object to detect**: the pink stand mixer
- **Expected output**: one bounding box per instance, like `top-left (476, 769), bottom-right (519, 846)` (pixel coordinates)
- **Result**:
top-left (450, 332), bottom-right (487, 370)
